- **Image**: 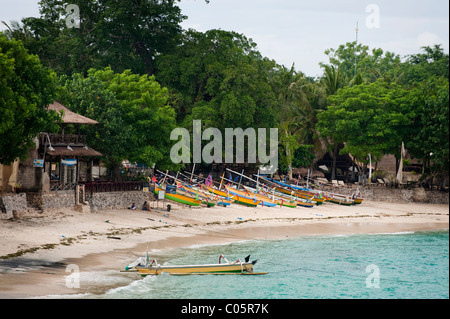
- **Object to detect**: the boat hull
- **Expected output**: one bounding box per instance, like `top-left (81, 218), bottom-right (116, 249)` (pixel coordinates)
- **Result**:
top-left (203, 185), bottom-right (258, 207)
top-left (136, 262), bottom-right (255, 275)
top-left (175, 189), bottom-right (217, 207)
top-left (225, 186), bottom-right (277, 207)
top-left (155, 187), bottom-right (202, 206)
top-left (330, 198), bottom-right (354, 206)
top-left (275, 187), bottom-right (325, 205)
top-left (242, 186), bottom-right (298, 208)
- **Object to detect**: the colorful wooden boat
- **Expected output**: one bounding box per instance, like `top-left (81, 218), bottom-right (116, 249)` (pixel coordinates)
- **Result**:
top-left (175, 183), bottom-right (218, 207)
top-left (178, 182), bottom-right (234, 207)
top-left (275, 186), bottom-right (326, 205)
top-left (329, 196), bottom-right (354, 206)
top-left (225, 186), bottom-right (277, 207)
top-left (155, 186), bottom-right (202, 207)
top-left (242, 186), bottom-right (298, 208)
top-left (202, 185), bottom-right (258, 207)
top-left (297, 200), bottom-right (315, 208)
top-left (176, 189), bottom-right (217, 207)
top-left (124, 255), bottom-right (264, 276)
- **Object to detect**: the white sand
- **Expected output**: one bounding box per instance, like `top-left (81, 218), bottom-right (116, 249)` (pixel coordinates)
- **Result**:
top-left (0, 200), bottom-right (448, 298)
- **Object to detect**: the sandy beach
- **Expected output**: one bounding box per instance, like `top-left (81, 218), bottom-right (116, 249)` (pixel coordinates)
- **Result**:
top-left (0, 200), bottom-right (448, 299)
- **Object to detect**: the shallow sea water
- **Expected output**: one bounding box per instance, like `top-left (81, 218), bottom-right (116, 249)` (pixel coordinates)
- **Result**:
top-left (74, 230), bottom-right (449, 299)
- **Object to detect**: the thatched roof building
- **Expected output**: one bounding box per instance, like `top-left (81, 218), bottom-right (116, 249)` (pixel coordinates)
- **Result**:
top-left (48, 101), bottom-right (98, 125)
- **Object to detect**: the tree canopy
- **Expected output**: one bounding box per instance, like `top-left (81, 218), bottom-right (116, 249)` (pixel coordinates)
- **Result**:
top-left (0, 34), bottom-right (59, 164)
top-left (316, 80), bottom-right (419, 163)
top-left (57, 67), bottom-right (178, 175)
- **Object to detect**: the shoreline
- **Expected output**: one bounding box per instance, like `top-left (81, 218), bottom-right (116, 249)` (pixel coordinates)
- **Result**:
top-left (0, 200), bottom-right (448, 298)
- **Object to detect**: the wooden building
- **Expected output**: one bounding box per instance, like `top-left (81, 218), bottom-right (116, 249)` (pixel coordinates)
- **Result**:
top-left (1, 101), bottom-right (102, 193)
top-left (40, 101), bottom-right (102, 191)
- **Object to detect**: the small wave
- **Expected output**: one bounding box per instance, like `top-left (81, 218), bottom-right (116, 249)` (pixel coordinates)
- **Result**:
top-left (105, 275), bottom-right (155, 296)
top-left (368, 231), bottom-right (416, 236)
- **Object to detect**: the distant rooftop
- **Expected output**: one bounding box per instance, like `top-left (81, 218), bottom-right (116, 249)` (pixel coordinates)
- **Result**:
top-left (48, 101), bottom-right (98, 125)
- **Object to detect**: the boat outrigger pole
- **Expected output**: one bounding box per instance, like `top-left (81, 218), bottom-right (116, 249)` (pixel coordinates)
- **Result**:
top-left (225, 168), bottom-right (264, 190)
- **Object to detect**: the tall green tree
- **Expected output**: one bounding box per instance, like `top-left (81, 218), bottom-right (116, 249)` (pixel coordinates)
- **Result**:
top-left (156, 29), bottom-right (278, 166)
top-left (316, 80), bottom-right (419, 175)
top-left (407, 78), bottom-right (449, 187)
top-left (400, 45), bottom-right (449, 86)
top-left (271, 65), bottom-right (324, 178)
top-left (0, 34), bottom-right (59, 164)
top-left (12, 0), bottom-right (186, 76)
top-left (57, 67), bottom-right (178, 178)
top-left (321, 42), bottom-right (403, 84)
top-left (157, 29), bottom-right (277, 131)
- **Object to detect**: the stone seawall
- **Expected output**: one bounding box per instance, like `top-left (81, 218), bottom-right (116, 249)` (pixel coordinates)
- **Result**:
top-left (88, 191), bottom-right (157, 212)
top-left (0, 193), bottom-right (28, 219)
top-left (326, 186), bottom-right (448, 204)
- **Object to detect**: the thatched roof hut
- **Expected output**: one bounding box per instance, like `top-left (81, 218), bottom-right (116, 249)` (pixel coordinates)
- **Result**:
top-left (48, 101), bottom-right (98, 125)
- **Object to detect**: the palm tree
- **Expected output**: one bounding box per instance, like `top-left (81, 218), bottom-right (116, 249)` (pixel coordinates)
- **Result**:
top-left (273, 65), bottom-right (326, 179)
top-left (318, 64), bottom-right (349, 180)
top-left (1, 20), bottom-right (32, 42)
top-left (321, 64), bottom-right (348, 96)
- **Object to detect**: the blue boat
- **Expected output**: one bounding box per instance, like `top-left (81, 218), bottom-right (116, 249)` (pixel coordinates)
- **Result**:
top-left (266, 177), bottom-right (311, 191)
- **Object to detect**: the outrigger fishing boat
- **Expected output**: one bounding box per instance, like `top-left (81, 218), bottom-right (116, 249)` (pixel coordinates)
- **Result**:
top-left (225, 169), bottom-right (315, 208)
top-left (242, 185), bottom-right (314, 208)
top-left (173, 183), bottom-right (217, 207)
top-left (202, 184), bottom-right (259, 207)
top-left (177, 182), bottom-right (233, 207)
top-left (274, 186), bottom-right (326, 205)
top-left (329, 195), bottom-right (355, 206)
top-left (265, 178), bottom-right (327, 205)
top-left (225, 185), bottom-right (278, 207)
top-left (155, 186), bottom-right (202, 207)
top-left (123, 254), bottom-right (267, 276)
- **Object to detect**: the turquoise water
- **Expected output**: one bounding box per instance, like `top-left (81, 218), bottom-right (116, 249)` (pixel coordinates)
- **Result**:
top-left (83, 231), bottom-right (449, 299)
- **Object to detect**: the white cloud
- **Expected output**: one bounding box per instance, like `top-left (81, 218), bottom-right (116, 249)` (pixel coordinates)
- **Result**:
top-left (416, 32), bottom-right (445, 48)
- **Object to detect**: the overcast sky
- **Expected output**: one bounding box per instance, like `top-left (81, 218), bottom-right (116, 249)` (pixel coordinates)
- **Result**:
top-left (1, 0), bottom-right (448, 77)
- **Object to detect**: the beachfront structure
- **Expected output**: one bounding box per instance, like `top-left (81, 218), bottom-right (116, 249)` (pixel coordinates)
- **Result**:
top-left (0, 101), bottom-right (102, 193)
top-left (40, 102), bottom-right (102, 191)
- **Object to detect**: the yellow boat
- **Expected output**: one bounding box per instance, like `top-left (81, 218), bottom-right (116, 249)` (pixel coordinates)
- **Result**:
top-left (202, 185), bottom-right (258, 207)
top-left (124, 255), bottom-right (264, 276)
top-left (329, 196), bottom-right (354, 206)
top-left (225, 186), bottom-right (278, 207)
top-left (242, 186), bottom-right (301, 208)
top-left (275, 187), bottom-right (326, 205)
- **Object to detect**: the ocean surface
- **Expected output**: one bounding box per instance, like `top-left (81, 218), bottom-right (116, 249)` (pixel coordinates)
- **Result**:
top-left (67, 230), bottom-right (449, 299)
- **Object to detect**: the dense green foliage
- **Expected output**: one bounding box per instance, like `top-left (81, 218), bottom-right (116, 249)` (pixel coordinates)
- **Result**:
top-left (0, 34), bottom-right (59, 164)
top-left (155, 29), bottom-right (278, 131)
top-left (1, 0), bottom-right (448, 185)
top-left (57, 68), bottom-right (178, 175)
